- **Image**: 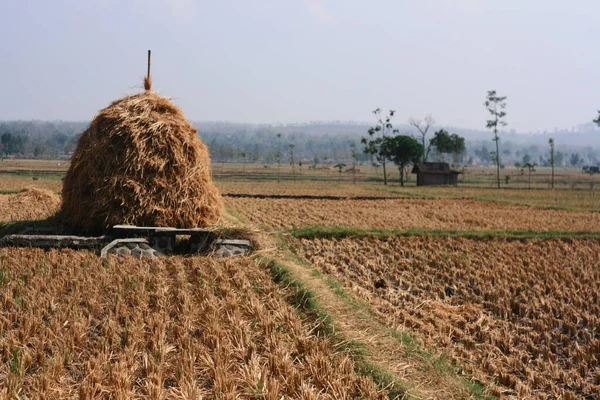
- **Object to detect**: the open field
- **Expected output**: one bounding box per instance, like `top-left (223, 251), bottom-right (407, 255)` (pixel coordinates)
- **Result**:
top-left (296, 236), bottom-right (600, 399)
top-left (2, 158), bottom-right (600, 186)
top-left (218, 180), bottom-right (407, 198)
top-left (214, 164), bottom-right (600, 191)
top-left (381, 186), bottom-right (600, 212)
top-left (0, 159), bottom-right (69, 173)
top-left (0, 248), bottom-right (386, 399)
top-left (1, 159), bottom-right (600, 211)
top-left (0, 174), bottom-right (63, 194)
top-left (225, 197), bottom-right (600, 232)
top-left (214, 163), bottom-right (600, 190)
top-left (3, 158), bottom-right (600, 398)
top-left (1, 174), bottom-right (598, 213)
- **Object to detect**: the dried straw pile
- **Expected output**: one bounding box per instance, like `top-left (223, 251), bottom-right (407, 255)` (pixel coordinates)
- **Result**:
top-left (13, 187), bottom-right (61, 207)
top-left (0, 188), bottom-right (61, 223)
top-left (61, 83), bottom-right (221, 233)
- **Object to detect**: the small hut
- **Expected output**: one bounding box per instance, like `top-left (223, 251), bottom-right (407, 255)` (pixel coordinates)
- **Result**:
top-left (411, 162), bottom-right (460, 186)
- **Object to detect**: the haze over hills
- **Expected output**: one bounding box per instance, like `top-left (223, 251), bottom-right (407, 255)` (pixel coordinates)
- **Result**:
top-left (193, 119), bottom-right (600, 146)
top-left (1, 119), bottom-right (599, 166)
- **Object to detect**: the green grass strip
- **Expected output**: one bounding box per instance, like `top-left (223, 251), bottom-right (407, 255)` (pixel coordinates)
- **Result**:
top-left (258, 256), bottom-right (409, 398)
top-left (260, 257), bottom-right (334, 335)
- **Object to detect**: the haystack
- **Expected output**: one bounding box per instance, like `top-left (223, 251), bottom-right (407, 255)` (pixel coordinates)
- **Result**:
top-left (13, 187), bottom-right (61, 207)
top-left (61, 80), bottom-right (222, 234)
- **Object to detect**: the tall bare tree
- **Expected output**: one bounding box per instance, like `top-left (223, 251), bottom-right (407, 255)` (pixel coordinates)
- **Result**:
top-left (408, 115), bottom-right (435, 162)
top-left (350, 143), bottom-right (358, 184)
top-left (522, 162), bottom-right (537, 189)
top-left (276, 133), bottom-right (282, 182)
top-left (593, 111), bottom-right (600, 126)
top-left (484, 91), bottom-right (507, 189)
top-left (362, 109), bottom-right (397, 185)
top-left (548, 138), bottom-right (555, 189)
top-left (289, 143), bottom-right (296, 182)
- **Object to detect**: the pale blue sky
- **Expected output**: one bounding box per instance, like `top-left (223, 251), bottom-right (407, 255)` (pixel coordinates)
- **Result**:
top-left (1, 0), bottom-right (599, 132)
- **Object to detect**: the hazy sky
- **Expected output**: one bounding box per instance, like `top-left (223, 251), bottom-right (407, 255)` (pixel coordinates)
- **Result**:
top-left (1, 0), bottom-right (599, 132)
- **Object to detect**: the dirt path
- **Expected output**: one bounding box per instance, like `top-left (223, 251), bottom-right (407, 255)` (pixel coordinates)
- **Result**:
top-left (275, 253), bottom-right (478, 400)
top-left (224, 208), bottom-right (487, 400)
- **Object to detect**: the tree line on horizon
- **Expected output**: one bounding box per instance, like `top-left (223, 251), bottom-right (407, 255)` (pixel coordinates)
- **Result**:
top-left (0, 116), bottom-right (599, 174)
top-left (360, 91), bottom-right (600, 188)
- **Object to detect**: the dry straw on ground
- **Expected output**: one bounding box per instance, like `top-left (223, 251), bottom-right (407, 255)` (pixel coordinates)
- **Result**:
top-left (13, 187), bottom-right (60, 208)
top-left (0, 188), bottom-right (61, 223)
top-left (225, 196), bottom-right (600, 231)
top-left (61, 80), bottom-right (221, 233)
top-left (0, 249), bottom-right (385, 398)
top-left (299, 236), bottom-right (600, 399)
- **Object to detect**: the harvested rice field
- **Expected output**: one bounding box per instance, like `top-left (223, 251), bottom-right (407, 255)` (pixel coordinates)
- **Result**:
top-left (0, 174), bottom-right (63, 193)
top-left (0, 248), bottom-right (385, 399)
top-left (397, 186), bottom-right (600, 212)
top-left (225, 197), bottom-right (600, 232)
top-left (296, 236), bottom-right (600, 399)
top-left (1, 173), bottom-right (599, 212)
top-left (217, 180), bottom-right (407, 198)
top-left (3, 168), bottom-right (600, 399)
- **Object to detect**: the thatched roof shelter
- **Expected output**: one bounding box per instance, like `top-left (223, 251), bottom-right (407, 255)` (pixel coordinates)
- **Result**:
top-left (411, 162), bottom-right (460, 186)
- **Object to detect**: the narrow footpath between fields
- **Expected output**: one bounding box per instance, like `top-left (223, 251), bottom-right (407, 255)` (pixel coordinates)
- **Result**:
top-left (225, 209), bottom-right (496, 400)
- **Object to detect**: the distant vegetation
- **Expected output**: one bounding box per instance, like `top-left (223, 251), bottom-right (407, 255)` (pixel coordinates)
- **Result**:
top-left (1, 120), bottom-right (600, 169)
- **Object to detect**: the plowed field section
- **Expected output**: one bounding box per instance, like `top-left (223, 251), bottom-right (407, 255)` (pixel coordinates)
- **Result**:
top-left (217, 181), bottom-right (404, 198)
top-left (226, 197), bottom-right (600, 231)
top-left (298, 237), bottom-right (600, 399)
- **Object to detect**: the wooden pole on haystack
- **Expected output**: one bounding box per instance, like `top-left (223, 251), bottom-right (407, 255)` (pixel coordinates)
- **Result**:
top-left (144, 50), bottom-right (152, 91)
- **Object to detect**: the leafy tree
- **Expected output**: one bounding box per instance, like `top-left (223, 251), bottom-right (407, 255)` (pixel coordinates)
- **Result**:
top-left (555, 151), bottom-right (564, 167)
top-left (362, 109), bottom-right (397, 185)
top-left (408, 115), bottom-right (434, 162)
top-left (490, 152), bottom-right (498, 167)
top-left (1, 133), bottom-right (19, 156)
top-left (276, 133), bottom-right (282, 182)
top-left (475, 145), bottom-right (491, 164)
top-left (386, 135), bottom-right (423, 187)
top-left (350, 143), bottom-right (358, 184)
top-left (522, 162), bottom-right (537, 189)
top-left (33, 144), bottom-right (48, 158)
top-left (239, 151), bottom-right (248, 174)
top-left (548, 138), bottom-right (555, 189)
top-left (484, 90), bottom-right (507, 189)
top-left (372, 162), bottom-right (381, 177)
top-left (334, 163), bottom-right (346, 181)
top-left (46, 133), bottom-right (69, 153)
top-left (429, 129), bottom-right (465, 164)
top-left (289, 143), bottom-right (296, 181)
top-left (570, 153), bottom-right (581, 167)
top-left (64, 135), bottom-right (78, 154)
top-left (1, 133), bottom-right (12, 156)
